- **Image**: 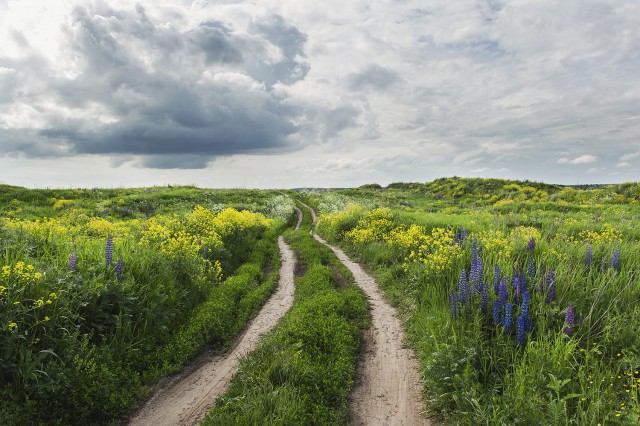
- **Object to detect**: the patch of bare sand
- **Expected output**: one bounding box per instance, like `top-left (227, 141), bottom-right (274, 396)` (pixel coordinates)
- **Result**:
top-left (128, 236), bottom-right (296, 426)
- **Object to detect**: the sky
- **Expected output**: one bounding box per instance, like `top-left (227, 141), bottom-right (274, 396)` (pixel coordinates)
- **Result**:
top-left (1, 0), bottom-right (639, 188)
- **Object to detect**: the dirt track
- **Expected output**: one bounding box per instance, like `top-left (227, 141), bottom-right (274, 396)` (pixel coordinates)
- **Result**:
top-left (128, 235), bottom-right (296, 426)
top-left (300, 202), bottom-right (429, 425)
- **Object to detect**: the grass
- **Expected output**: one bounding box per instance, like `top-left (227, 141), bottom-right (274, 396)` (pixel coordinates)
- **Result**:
top-left (202, 203), bottom-right (370, 425)
top-left (311, 182), bottom-right (640, 425)
top-left (0, 187), bottom-right (296, 424)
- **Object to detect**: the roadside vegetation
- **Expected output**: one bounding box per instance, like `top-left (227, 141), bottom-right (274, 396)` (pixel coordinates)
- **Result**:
top-left (311, 178), bottom-right (640, 425)
top-left (0, 185), bottom-right (295, 424)
top-left (203, 203), bottom-right (370, 425)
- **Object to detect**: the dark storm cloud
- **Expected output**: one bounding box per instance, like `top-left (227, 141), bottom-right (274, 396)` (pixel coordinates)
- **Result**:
top-left (0, 2), bottom-right (343, 169)
top-left (249, 14), bottom-right (310, 87)
top-left (347, 64), bottom-right (400, 91)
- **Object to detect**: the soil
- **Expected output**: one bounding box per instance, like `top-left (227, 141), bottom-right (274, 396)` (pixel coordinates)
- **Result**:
top-left (303, 203), bottom-right (430, 425)
top-left (128, 236), bottom-right (296, 426)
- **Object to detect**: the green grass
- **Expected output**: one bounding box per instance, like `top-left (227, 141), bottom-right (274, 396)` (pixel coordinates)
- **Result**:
top-left (0, 188), bottom-right (295, 424)
top-left (312, 185), bottom-right (640, 425)
top-left (202, 206), bottom-right (370, 425)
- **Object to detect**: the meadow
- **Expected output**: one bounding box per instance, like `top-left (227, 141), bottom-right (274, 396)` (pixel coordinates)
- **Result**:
top-left (2, 178), bottom-right (639, 425)
top-left (0, 185), bottom-right (296, 424)
top-left (312, 178), bottom-right (640, 425)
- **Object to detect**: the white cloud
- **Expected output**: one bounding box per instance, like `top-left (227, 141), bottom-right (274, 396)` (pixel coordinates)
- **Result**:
top-left (0, 0), bottom-right (639, 186)
top-left (558, 155), bottom-right (598, 165)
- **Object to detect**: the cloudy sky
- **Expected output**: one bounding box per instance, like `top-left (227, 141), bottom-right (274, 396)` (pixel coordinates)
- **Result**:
top-left (1, 0), bottom-right (639, 188)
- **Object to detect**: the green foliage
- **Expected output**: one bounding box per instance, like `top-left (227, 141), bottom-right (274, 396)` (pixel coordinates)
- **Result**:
top-left (203, 224), bottom-right (369, 425)
top-left (314, 183), bottom-right (640, 425)
top-left (0, 188), bottom-right (292, 424)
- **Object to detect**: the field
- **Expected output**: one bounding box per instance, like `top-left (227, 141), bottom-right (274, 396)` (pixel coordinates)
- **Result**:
top-left (1, 178), bottom-right (640, 425)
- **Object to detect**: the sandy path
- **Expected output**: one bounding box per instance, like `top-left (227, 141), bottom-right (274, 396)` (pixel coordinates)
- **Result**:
top-left (301, 203), bottom-right (429, 425)
top-left (129, 236), bottom-right (296, 426)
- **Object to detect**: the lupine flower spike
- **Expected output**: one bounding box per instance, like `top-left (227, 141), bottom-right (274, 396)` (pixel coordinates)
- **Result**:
top-left (585, 245), bottom-right (592, 267)
top-left (68, 248), bottom-right (77, 272)
top-left (115, 256), bottom-right (124, 280)
top-left (449, 293), bottom-right (458, 319)
top-left (458, 269), bottom-right (468, 305)
top-left (105, 235), bottom-right (113, 267)
top-left (516, 314), bottom-right (527, 345)
top-left (611, 248), bottom-right (620, 271)
top-left (527, 237), bottom-right (535, 251)
top-left (563, 305), bottom-right (575, 335)
top-left (492, 300), bottom-right (503, 325)
top-left (504, 303), bottom-right (513, 334)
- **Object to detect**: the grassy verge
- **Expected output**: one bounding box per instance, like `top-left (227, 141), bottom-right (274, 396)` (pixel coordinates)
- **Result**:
top-left (202, 207), bottom-right (370, 425)
top-left (0, 221), bottom-right (284, 425)
top-left (314, 200), bottom-right (640, 425)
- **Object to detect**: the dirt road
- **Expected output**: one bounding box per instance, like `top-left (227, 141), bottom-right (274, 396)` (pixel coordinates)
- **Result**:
top-left (128, 236), bottom-right (297, 426)
top-left (302, 203), bottom-right (429, 425)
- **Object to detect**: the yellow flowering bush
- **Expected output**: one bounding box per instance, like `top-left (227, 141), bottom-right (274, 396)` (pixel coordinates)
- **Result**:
top-left (405, 227), bottom-right (462, 275)
top-left (579, 224), bottom-right (621, 245)
top-left (1, 261), bottom-right (43, 284)
top-left (345, 208), bottom-right (395, 244)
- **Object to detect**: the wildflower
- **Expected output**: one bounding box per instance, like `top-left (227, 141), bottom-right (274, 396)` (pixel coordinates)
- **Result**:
top-left (203, 247), bottom-right (209, 260)
top-left (521, 291), bottom-right (530, 318)
top-left (516, 314), bottom-right (527, 344)
top-left (527, 237), bottom-right (535, 251)
top-left (458, 269), bottom-right (468, 304)
top-left (7, 322), bottom-right (17, 331)
top-left (115, 256), bottom-right (124, 280)
top-left (105, 235), bottom-right (113, 267)
top-left (492, 299), bottom-right (502, 325)
top-left (68, 250), bottom-right (77, 272)
top-left (504, 302), bottom-right (513, 334)
top-left (498, 279), bottom-right (509, 304)
top-left (527, 258), bottom-right (536, 279)
top-left (481, 284), bottom-right (488, 315)
top-left (493, 264), bottom-right (501, 294)
top-left (585, 245), bottom-right (592, 267)
top-left (544, 268), bottom-right (556, 303)
top-left (563, 305), bottom-right (575, 335)
top-left (513, 275), bottom-right (522, 304)
top-left (611, 248), bottom-right (620, 271)
top-left (449, 292), bottom-right (458, 319)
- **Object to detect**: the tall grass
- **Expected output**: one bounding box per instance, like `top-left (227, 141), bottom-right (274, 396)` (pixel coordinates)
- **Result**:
top-left (314, 190), bottom-right (640, 425)
top-left (0, 189), bottom-right (294, 424)
top-left (203, 207), bottom-right (370, 425)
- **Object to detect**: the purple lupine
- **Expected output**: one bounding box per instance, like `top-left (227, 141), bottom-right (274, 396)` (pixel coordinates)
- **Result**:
top-left (105, 234), bottom-right (113, 267)
top-left (68, 250), bottom-right (77, 272)
top-left (492, 300), bottom-right (503, 325)
top-left (504, 302), bottom-right (513, 334)
top-left (520, 269), bottom-right (527, 292)
top-left (585, 245), bottom-right (592, 267)
top-left (498, 279), bottom-right (509, 304)
top-left (611, 248), bottom-right (620, 271)
top-left (516, 314), bottom-right (527, 344)
top-left (481, 284), bottom-right (488, 315)
top-left (526, 237), bottom-right (535, 251)
top-left (527, 258), bottom-right (536, 279)
top-left (475, 257), bottom-right (484, 294)
top-left (545, 268), bottom-right (556, 303)
top-left (493, 264), bottom-right (501, 295)
top-left (458, 269), bottom-right (468, 304)
top-left (115, 256), bottom-right (124, 280)
top-left (449, 292), bottom-right (458, 319)
top-left (203, 247), bottom-right (209, 260)
top-left (521, 291), bottom-right (531, 318)
top-left (512, 275), bottom-right (522, 304)
top-left (563, 305), bottom-right (575, 335)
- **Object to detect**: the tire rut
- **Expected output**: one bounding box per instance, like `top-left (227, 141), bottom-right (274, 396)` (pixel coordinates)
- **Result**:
top-left (300, 202), bottom-right (429, 426)
top-left (128, 235), bottom-right (297, 426)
